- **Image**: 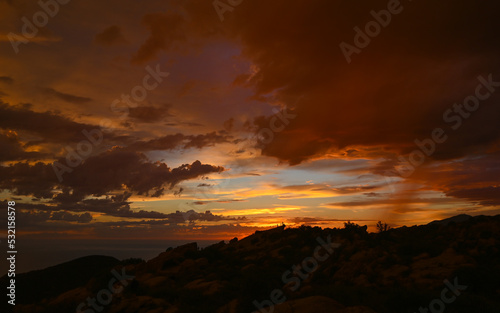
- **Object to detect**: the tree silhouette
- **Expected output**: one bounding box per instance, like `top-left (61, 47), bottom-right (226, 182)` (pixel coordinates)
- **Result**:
top-left (376, 221), bottom-right (391, 232)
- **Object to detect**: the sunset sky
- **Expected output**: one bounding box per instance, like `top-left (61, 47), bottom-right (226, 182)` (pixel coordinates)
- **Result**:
top-left (1, 0), bottom-right (500, 271)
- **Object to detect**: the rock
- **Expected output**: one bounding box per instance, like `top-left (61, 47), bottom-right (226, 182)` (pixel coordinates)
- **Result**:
top-left (270, 296), bottom-right (344, 313)
top-left (339, 306), bottom-right (377, 313)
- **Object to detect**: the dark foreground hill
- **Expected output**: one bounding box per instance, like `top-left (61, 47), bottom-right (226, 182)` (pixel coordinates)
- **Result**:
top-left (6, 214), bottom-right (500, 313)
top-left (2, 255), bottom-right (120, 305)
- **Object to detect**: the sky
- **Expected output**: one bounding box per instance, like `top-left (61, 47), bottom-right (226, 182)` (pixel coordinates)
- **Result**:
top-left (1, 0), bottom-right (500, 271)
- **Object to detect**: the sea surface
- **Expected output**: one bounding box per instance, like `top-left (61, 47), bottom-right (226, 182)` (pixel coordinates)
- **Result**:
top-left (0, 238), bottom-right (221, 275)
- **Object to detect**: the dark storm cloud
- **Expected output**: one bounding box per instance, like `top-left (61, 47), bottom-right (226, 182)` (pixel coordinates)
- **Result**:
top-left (0, 130), bottom-right (45, 161)
top-left (131, 0), bottom-right (500, 166)
top-left (0, 0), bottom-right (20, 7)
top-left (94, 25), bottom-right (127, 45)
top-left (125, 0), bottom-right (500, 208)
top-left (43, 88), bottom-right (92, 104)
top-left (127, 133), bottom-right (186, 151)
top-left (50, 211), bottom-right (93, 223)
top-left (0, 197), bottom-right (241, 225)
top-left (0, 99), bottom-right (230, 207)
top-left (128, 105), bottom-right (172, 122)
top-left (408, 153), bottom-right (500, 207)
top-left (131, 12), bottom-right (186, 64)
top-left (163, 209), bottom-right (246, 224)
top-left (447, 187), bottom-right (500, 206)
top-left (127, 131), bottom-right (233, 151)
top-left (0, 102), bottom-right (230, 159)
top-left (59, 196), bottom-right (171, 219)
top-left (59, 148), bottom-right (226, 197)
top-left (54, 195), bottom-right (244, 223)
top-left (273, 183), bottom-right (381, 195)
top-left (352, 152), bottom-right (500, 209)
top-left (183, 131), bottom-right (233, 149)
top-left (0, 161), bottom-right (58, 198)
top-left (0, 147), bottom-right (225, 200)
top-left (328, 197), bottom-right (458, 208)
top-left (1, 195), bottom-right (164, 220)
top-left (0, 203), bottom-right (91, 224)
top-left (164, 121), bottom-right (204, 127)
top-left (192, 199), bottom-right (246, 205)
top-left (0, 102), bottom-right (112, 144)
top-left (0, 76), bottom-right (14, 84)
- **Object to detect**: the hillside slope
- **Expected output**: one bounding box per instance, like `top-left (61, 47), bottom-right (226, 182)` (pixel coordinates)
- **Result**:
top-left (10, 215), bottom-right (500, 313)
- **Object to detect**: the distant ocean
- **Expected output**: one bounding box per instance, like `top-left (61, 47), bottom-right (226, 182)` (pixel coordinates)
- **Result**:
top-left (0, 238), bottom-right (221, 275)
